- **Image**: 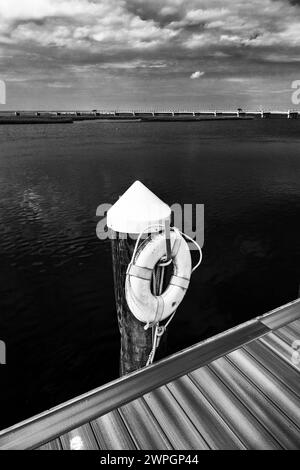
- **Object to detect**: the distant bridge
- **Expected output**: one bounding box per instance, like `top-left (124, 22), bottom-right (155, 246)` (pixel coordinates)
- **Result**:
top-left (53, 109), bottom-right (299, 119)
top-left (1, 109), bottom-right (299, 120)
top-left (45, 109), bottom-right (300, 119)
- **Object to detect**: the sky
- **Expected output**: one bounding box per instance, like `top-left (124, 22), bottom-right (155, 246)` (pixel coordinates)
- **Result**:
top-left (0, 0), bottom-right (299, 110)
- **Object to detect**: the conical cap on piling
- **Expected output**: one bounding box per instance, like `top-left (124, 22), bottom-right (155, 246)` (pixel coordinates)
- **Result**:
top-left (107, 181), bottom-right (171, 234)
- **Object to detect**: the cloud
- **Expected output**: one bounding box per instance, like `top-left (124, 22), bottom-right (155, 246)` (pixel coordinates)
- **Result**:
top-left (47, 81), bottom-right (73, 88)
top-left (1, 1), bottom-right (300, 66)
top-left (0, 0), bottom-right (299, 108)
top-left (190, 70), bottom-right (205, 79)
top-left (225, 78), bottom-right (248, 82)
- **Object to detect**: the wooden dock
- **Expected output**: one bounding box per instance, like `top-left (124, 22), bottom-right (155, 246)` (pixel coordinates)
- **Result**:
top-left (0, 298), bottom-right (299, 450)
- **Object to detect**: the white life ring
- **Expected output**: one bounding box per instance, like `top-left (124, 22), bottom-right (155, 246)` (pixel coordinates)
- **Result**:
top-left (125, 230), bottom-right (192, 324)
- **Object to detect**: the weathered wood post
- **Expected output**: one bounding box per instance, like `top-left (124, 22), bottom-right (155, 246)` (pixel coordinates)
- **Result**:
top-left (107, 181), bottom-right (171, 376)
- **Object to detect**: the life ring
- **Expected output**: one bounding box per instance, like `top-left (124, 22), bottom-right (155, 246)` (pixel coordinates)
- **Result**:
top-left (125, 230), bottom-right (192, 324)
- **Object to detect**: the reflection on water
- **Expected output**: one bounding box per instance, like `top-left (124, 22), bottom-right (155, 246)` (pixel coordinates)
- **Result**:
top-left (0, 119), bottom-right (299, 428)
top-left (21, 189), bottom-right (44, 220)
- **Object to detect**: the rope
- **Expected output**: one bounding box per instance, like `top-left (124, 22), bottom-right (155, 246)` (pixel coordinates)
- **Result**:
top-left (146, 264), bottom-right (165, 366)
top-left (176, 228), bottom-right (203, 273)
top-left (129, 223), bottom-right (166, 269)
top-left (127, 223), bottom-right (203, 367)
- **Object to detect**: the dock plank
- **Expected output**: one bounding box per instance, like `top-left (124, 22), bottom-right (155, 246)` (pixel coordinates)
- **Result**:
top-left (227, 348), bottom-right (300, 428)
top-left (38, 439), bottom-right (62, 450)
top-left (91, 411), bottom-right (136, 450)
top-left (119, 398), bottom-right (172, 450)
top-left (189, 367), bottom-right (280, 449)
top-left (260, 333), bottom-right (300, 371)
top-left (284, 320), bottom-right (300, 337)
top-left (210, 356), bottom-right (299, 449)
top-left (243, 340), bottom-right (300, 398)
top-left (167, 377), bottom-right (245, 449)
top-left (143, 387), bottom-right (209, 450)
top-left (274, 325), bottom-right (300, 346)
top-left (260, 299), bottom-right (300, 329)
top-left (60, 424), bottom-right (99, 450)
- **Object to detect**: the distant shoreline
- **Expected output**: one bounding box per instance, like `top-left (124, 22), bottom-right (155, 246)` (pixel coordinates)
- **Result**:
top-left (0, 117), bottom-right (74, 125)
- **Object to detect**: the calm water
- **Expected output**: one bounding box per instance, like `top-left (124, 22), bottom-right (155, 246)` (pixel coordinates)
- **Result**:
top-left (0, 119), bottom-right (300, 428)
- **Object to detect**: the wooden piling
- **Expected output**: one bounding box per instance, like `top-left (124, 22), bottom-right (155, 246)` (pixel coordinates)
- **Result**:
top-left (111, 233), bottom-right (152, 376)
top-left (107, 181), bottom-right (171, 376)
